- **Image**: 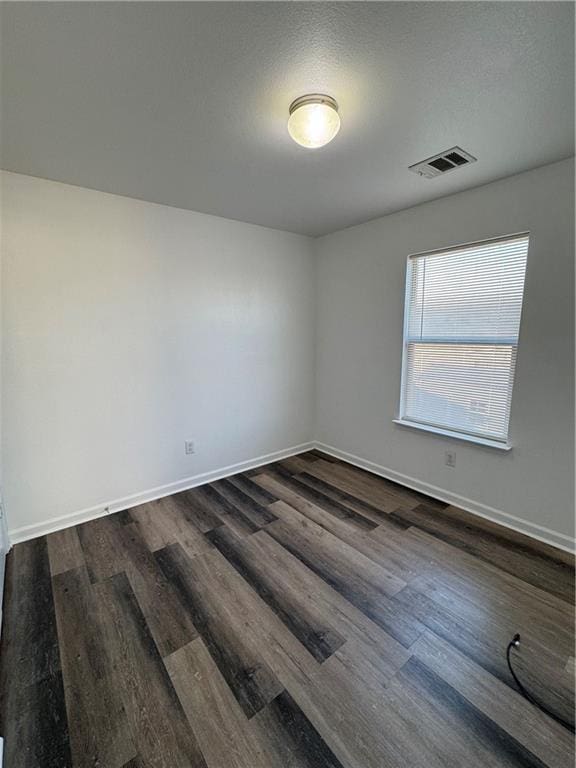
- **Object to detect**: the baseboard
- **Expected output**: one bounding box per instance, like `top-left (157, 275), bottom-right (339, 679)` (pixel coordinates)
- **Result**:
top-left (314, 441), bottom-right (576, 554)
top-left (8, 441), bottom-right (314, 544)
top-left (8, 438), bottom-right (575, 555)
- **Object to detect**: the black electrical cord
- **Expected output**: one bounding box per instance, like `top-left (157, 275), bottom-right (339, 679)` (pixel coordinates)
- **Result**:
top-left (506, 634), bottom-right (575, 733)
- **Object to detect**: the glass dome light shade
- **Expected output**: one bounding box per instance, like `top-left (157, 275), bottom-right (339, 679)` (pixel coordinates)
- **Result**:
top-left (287, 95), bottom-right (340, 149)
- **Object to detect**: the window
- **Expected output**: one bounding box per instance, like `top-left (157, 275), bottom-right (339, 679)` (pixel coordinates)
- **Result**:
top-left (397, 233), bottom-right (529, 448)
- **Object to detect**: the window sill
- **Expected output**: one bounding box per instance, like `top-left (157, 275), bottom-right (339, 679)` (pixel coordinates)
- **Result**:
top-left (392, 419), bottom-right (512, 451)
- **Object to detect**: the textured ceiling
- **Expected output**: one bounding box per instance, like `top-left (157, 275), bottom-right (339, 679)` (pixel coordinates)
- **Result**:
top-left (1, 2), bottom-right (574, 236)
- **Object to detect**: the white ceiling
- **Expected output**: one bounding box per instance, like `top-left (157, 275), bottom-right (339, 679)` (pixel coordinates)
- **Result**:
top-left (1, 2), bottom-right (574, 236)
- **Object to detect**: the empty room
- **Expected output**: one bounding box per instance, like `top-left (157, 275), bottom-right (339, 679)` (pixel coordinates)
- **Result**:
top-left (0, 1), bottom-right (574, 766)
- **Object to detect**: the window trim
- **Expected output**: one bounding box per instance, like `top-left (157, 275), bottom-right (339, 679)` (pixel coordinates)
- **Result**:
top-left (396, 232), bottom-right (529, 449)
top-left (393, 418), bottom-right (513, 451)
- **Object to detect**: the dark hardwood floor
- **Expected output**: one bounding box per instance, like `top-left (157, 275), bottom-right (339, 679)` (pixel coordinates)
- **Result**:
top-left (1, 450), bottom-right (574, 767)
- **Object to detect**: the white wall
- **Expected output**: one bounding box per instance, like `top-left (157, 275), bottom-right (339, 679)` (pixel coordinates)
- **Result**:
top-left (2, 160), bottom-right (574, 550)
top-left (314, 159), bottom-right (575, 547)
top-left (1, 172), bottom-right (315, 538)
top-left (0, 176), bottom-right (5, 629)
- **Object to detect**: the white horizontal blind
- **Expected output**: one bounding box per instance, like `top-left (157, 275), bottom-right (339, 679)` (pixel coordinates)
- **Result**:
top-left (400, 234), bottom-right (529, 442)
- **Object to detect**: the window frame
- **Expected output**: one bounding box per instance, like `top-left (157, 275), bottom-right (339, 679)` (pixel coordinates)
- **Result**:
top-left (396, 232), bottom-right (529, 450)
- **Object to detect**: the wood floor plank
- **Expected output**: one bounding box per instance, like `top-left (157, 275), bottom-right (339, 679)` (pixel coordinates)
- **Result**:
top-left (2, 453), bottom-right (574, 767)
top-left (52, 566), bottom-right (136, 768)
top-left (264, 505), bottom-right (424, 649)
top-left (129, 500), bottom-right (179, 550)
top-left (212, 478), bottom-right (278, 527)
top-left (3, 672), bottom-right (72, 768)
top-left (412, 631), bottom-right (574, 768)
top-left (76, 513), bottom-right (127, 582)
top-left (318, 655), bottom-right (477, 768)
top-left (409, 567), bottom-right (574, 667)
top-left (1, 537), bottom-right (61, 688)
top-left (232, 528), bottom-right (412, 685)
top-left (297, 654), bottom-right (468, 768)
top-left (296, 471), bottom-right (408, 528)
top-left (169, 489), bottom-right (225, 533)
top-left (267, 501), bottom-right (405, 597)
top-left (160, 540), bottom-right (414, 768)
top-left (266, 490), bottom-right (419, 581)
top-left (392, 583), bottom-right (574, 725)
top-left (0, 537), bottom-right (70, 767)
top-left (294, 451), bottom-right (322, 463)
top-left (443, 504), bottom-right (575, 567)
top-left (206, 525), bottom-right (346, 662)
top-left (255, 474), bottom-right (414, 575)
top-left (389, 503), bottom-right (575, 603)
top-left (360, 525), bottom-right (424, 580)
top-left (276, 456), bottom-right (319, 475)
top-left (114, 509), bottom-right (135, 526)
top-left (165, 638), bottom-right (269, 768)
top-left (305, 450), bottom-right (340, 463)
top-left (47, 527), bottom-right (85, 576)
top-left (242, 466), bottom-right (268, 477)
top-left (227, 473), bottom-right (278, 506)
top-left (75, 514), bottom-right (198, 659)
top-left (378, 525), bottom-right (575, 632)
top-left (248, 528), bottom-right (411, 679)
top-left (120, 523), bottom-right (199, 657)
top-left (130, 496), bottom-right (215, 558)
top-left (396, 657), bottom-right (551, 767)
top-left (378, 524), bottom-right (575, 708)
top-left (160, 555), bottom-right (396, 768)
top-left (310, 457), bottom-right (450, 510)
top-left (167, 638), bottom-right (345, 768)
top-left (253, 690), bottom-right (345, 768)
top-left (300, 459), bottom-right (408, 512)
top-left (265, 464), bottom-right (379, 531)
top-left (155, 544), bottom-right (284, 718)
top-left (193, 484), bottom-right (260, 537)
top-left (324, 637), bottom-right (394, 693)
top-left (94, 572), bottom-right (207, 768)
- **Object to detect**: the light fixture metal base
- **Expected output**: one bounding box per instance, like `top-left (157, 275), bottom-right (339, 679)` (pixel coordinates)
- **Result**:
top-left (289, 94), bottom-right (339, 115)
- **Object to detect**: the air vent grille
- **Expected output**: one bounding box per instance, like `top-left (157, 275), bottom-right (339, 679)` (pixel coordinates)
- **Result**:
top-left (409, 147), bottom-right (476, 179)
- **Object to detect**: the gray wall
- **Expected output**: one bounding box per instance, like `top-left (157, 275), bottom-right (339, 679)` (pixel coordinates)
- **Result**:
top-left (314, 159), bottom-right (575, 547)
top-left (1, 172), bottom-right (315, 538)
top-left (2, 159), bottom-right (574, 550)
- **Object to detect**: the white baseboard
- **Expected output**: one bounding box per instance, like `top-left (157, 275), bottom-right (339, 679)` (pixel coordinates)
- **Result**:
top-left (8, 441), bottom-right (314, 544)
top-left (8, 438), bottom-right (575, 555)
top-left (314, 441), bottom-right (576, 554)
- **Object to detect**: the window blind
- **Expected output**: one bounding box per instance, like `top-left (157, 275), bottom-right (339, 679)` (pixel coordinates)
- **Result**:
top-left (399, 233), bottom-right (529, 443)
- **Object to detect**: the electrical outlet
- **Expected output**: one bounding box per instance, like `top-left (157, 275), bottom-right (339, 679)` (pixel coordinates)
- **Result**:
top-left (184, 440), bottom-right (195, 455)
top-left (445, 450), bottom-right (456, 468)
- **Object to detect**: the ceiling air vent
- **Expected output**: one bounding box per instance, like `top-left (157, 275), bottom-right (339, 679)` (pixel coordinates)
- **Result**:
top-left (409, 147), bottom-right (477, 179)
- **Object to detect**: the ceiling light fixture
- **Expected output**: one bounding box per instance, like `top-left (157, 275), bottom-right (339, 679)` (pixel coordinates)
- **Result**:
top-left (287, 94), bottom-right (340, 149)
